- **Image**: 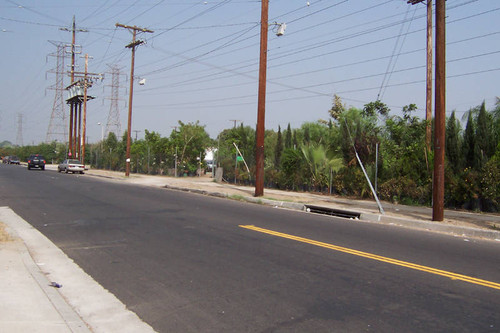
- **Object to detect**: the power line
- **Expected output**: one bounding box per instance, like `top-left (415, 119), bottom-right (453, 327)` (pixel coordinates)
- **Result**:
top-left (135, 64), bottom-right (500, 110)
top-left (136, 29), bottom-right (500, 97)
top-left (150, 0), bottom-right (233, 40)
top-left (137, 0), bottom-right (489, 85)
top-left (377, 5), bottom-right (418, 100)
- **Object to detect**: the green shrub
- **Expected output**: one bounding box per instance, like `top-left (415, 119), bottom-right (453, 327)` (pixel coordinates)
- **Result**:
top-left (379, 177), bottom-right (431, 205)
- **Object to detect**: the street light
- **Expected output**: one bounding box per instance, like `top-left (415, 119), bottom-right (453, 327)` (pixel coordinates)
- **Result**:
top-left (97, 122), bottom-right (104, 142)
top-left (97, 122), bottom-right (104, 169)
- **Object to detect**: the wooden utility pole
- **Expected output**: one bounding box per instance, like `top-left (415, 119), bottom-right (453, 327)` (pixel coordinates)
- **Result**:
top-left (133, 130), bottom-right (141, 141)
top-left (60, 16), bottom-right (86, 158)
top-left (426, 0), bottom-right (433, 151)
top-left (229, 119), bottom-right (241, 128)
top-left (433, 0), bottom-right (446, 221)
top-left (71, 16), bottom-right (76, 83)
top-left (407, 0), bottom-right (445, 220)
top-left (407, 0), bottom-right (432, 152)
top-left (65, 67), bottom-right (100, 163)
top-left (116, 23), bottom-right (153, 177)
top-left (255, 0), bottom-right (269, 197)
top-left (81, 54), bottom-right (89, 164)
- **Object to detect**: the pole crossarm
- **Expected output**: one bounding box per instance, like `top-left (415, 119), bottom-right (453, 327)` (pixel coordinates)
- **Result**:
top-left (115, 23), bottom-right (154, 34)
top-left (125, 40), bottom-right (145, 49)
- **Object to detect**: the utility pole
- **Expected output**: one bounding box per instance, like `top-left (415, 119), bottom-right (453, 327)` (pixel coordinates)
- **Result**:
top-left (426, 0), bottom-right (433, 152)
top-left (59, 16), bottom-right (86, 84)
top-left (81, 54), bottom-right (89, 164)
top-left (255, 0), bottom-right (269, 197)
top-left (407, 0), bottom-right (444, 220)
top-left (71, 17), bottom-right (76, 83)
top-left (65, 67), bottom-right (101, 162)
top-left (133, 130), bottom-right (140, 141)
top-left (433, 0), bottom-right (446, 221)
top-left (60, 16), bottom-right (86, 158)
top-left (229, 119), bottom-right (241, 128)
top-left (115, 23), bottom-right (154, 177)
top-left (407, 0), bottom-right (432, 153)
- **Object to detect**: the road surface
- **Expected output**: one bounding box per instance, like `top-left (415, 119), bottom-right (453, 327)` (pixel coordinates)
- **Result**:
top-left (1, 164), bottom-right (499, 332)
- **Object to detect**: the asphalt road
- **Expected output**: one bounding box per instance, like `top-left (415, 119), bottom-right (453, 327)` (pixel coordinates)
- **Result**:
top-left (1, 164), bottom-right (499, 332)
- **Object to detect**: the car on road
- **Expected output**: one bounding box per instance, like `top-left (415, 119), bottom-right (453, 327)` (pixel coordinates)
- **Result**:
top-left (58, 159), bottom-right (85, 174)
top-left (27, 154), bottom-right (46, 170)
top-left (8, 155), bottom-right (21, 165)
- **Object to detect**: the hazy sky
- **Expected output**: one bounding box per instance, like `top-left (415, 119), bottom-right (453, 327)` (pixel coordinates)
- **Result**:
top-left (1, 0), bottom-right (499, 145)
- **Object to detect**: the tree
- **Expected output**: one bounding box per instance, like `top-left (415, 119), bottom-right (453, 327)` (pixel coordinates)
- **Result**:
top-left (381, 108), bottom-right (428, 183)
top-left (480, 143), bottom-right (500, 210)
top-left (216, 124), bottom-right (255, 180)
top-left (303, 126), bottom-right (310, 145)
top-left (285, 123), bottom-right (292, 149)
top-left (329, 94), bottom-right (346, 120)
top-left (142, 130), bottom-right (170, 174)
top-left (301, 144), bottom-right (343, 188)
top-left (446, 111), bottom-right (462, 173)
top-left (363, 100), bottom-right (390, 118)
top-left (299, 122), bottom-right (329, 146)
top-left (494, 97), bottom-right (500, 145)
top-left (275, 126), bottom-right (283, 169)
top-left (338, 107), bottom-right (380, 165)
top-left (170, 121), bottom-right (211, 174)
top-left (476, 101), bottom-right (495, 167)
top-left (402, 103), bottom-right (418, 120)
top-left (463, 111), bottom-right (479, 169)
top-left (103, 132), bottom-right (119, 170)
top-left (279, 148), bottom-right (305, 189)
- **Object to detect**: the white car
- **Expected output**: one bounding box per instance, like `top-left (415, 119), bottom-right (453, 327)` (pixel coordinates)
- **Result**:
top-left (58, 159), bottom-right (85, 174)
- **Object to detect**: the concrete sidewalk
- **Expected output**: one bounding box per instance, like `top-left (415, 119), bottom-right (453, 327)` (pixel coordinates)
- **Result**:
top-left (0, 226), bottom-right (89, 332)
top-left (0, 207), bottom-right (156, 333)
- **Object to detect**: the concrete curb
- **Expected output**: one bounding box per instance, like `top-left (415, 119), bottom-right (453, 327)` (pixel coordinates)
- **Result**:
top-left (164, 184), bottom-right (306, 211)
top-left (163, 184), bottom-right (500, 241)
top-left (20, 244), bottom-right (92, 333)
top-left (362, 212), bottom-right (500, 241)
top-left (0, 207), bottom-right (157, 333)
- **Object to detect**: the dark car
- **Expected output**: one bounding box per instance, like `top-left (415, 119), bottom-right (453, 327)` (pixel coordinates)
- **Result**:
top-left (8, 155), bottom-right (20, 165)
top-left (27, 154), bottom-right (46, 170)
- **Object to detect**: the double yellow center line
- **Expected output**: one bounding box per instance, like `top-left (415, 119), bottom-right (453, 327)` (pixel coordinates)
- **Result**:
top-left (239, 225), bottom-right (500, 291)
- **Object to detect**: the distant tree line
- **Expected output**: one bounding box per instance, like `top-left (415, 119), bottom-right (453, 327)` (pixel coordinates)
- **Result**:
top-left (2, 97), bottom-right (499, 212)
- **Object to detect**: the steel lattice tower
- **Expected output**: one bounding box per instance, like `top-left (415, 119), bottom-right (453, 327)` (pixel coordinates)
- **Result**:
top-left (46, 41), bottom-right (68, 143)
top-left (104, 64), bottom-right (125, 138)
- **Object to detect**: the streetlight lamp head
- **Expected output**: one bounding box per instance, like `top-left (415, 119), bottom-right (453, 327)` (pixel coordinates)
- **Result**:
top-left (275, 22), bottom-right (286, 36)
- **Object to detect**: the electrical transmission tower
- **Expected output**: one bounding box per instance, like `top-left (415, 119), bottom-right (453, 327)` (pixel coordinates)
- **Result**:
top-left (46, 41), bottom-right (69, 143)
top-left (16, 113), bottom-right (24, 146)
top-left (104, 64), bottom-right (125, 138)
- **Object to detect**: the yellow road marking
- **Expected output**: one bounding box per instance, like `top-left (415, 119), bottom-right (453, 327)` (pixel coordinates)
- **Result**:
top-left (239, 225), bottom-right (500, 291)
